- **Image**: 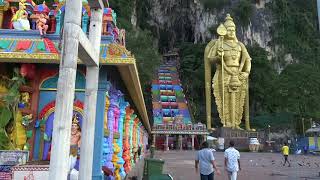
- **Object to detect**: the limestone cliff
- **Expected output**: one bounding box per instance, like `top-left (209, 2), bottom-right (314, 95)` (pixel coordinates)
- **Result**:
top-left (147, 0), bottom-right (273, 52)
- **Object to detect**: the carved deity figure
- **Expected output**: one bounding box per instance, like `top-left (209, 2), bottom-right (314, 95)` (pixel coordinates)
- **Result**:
top-left (36, 13), bottom-right (48, 37)
top-left (21, 92), bottom-right (30, 105)
top-left (70, 114), bottom-right (81, 156)
top-left (11, 0), bottom-right (30, 30)
top-left (69, 114), bottom-right (81, 172)
top-left (204, 14), bottom-right (252, 130)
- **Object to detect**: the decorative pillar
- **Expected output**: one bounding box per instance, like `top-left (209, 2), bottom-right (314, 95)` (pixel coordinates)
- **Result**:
top-left (136, 122), bottom-right (141, 157)
top-left (129, 114), bottom-right (137, 168)
top-left (191, 135), bottom-right (195, 150)
top-left (179, 135), bottom-right (183, 150)
top-left (117, 97), bottom-right (128, 179)
top-left (144, 131), bottom-right (148, 155)
top-left (123, 107), bottom-right (134, 174)
top-left (104, 88), bottom-right (118, 176)
top-left (111, 105), bottom-right (120, 180)
top-left (0, 5), bottom-right (4, 29)
top-left (101, 96), bottom-right (110, 168)
top-left (140, 126), bottom-right (144, 155)
top-left (92, 72), bottom-right (109, 180)
top-left (132, 118), bottom-right (139, 165)
top-left (165, 134), bottom-right (169, 151)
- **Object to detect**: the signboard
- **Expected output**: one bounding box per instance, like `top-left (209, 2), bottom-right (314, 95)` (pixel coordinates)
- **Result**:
top-left (0, 165), bottom-right (13, 180)
top-left (12, 165), bottom-right (49, 180)
top-left (0, 150), bottom-right (29, 166)
top-left (0, 172), bottom-right (12, 180)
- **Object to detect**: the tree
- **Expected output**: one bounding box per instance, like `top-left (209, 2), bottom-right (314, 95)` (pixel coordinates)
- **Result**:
top-left (0, 68), bottom-right (25, 149)
top-left (276, 64), bottom-right (320, 119)
top-left (247, 44), bottom-right (278, 115)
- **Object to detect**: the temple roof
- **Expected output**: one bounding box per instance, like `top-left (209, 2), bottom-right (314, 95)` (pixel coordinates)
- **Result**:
top-left (0, 30), bottom-right (134, 65)
top-left (0, 29), bottom-right (151, 133)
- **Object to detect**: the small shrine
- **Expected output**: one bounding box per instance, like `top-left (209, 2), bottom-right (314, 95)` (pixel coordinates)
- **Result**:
top-left (0, 0), bottom-right (149, 179)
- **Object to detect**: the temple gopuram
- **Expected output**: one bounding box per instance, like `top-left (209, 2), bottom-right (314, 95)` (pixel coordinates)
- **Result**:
top-left (151, 51), bottom-right (208, 151)
top-left (0, 0), bottom-right (149, 179)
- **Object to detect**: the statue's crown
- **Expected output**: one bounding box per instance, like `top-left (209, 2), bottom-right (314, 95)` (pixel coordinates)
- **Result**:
top-left (72, 114), bottom-right (79, 125)
top-left (224, 14), bottom-right (236, 28)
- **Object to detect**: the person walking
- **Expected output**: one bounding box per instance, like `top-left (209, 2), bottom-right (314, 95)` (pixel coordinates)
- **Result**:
top-left (195, 141), bottom-right (221, 180)
top-left (282, 142), bottom-right (291, 167)
top-left (224, 140), bottom-right (241, 180)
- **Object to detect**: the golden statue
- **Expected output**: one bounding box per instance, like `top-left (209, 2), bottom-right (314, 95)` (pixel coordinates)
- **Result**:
top-left (204, 14), bottom-right (252, 130)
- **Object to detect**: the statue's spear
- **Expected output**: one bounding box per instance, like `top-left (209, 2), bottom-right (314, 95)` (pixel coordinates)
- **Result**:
top-left (217, 24), bottom-right (227, 126)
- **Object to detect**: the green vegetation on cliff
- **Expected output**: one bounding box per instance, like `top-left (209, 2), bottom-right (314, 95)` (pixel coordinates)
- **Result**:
top-left (109, 0), bottom-right (161, 122)
top-left (111, 0), bottom-right (320, 131)
top-left (178, 0), bottom-right (320, 131)
top-left (268, 0), bottom-right (320, 66)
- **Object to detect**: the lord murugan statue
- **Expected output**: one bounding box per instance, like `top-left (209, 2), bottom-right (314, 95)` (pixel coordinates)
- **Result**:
top-left (204, 14), bottom-right (252, 130)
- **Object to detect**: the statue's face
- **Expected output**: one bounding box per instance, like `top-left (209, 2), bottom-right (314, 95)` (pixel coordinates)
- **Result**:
top-left (226, 27), bottom-right (236, 39)
top-left (71, 123), bottom-right (80, 133)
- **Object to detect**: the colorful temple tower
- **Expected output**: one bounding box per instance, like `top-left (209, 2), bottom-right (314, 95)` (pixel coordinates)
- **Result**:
top-left (0, 0), bottom-right (150, 179)
top-left (152, 51), bottom-right (208, 151)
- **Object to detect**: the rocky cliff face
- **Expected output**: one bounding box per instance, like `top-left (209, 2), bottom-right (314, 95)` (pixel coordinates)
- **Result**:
top-left (147, 0), bottom-right (273, 52)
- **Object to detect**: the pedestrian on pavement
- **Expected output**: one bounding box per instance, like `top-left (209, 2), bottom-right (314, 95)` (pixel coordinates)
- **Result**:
top-left (282, 142), bottom-right (291, 167)
top-left (224, 140), bottom-right (241, 180)
top-left (195, 141), bottom-right (221, 180)
top-left (303, 145), bottom-right (308, 155)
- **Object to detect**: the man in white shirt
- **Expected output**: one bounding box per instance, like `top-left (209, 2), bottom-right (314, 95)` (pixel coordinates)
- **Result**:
top-left (195, 141), bottom-right (221, 180)
top-left (224, 140), bottom-right (241, 180)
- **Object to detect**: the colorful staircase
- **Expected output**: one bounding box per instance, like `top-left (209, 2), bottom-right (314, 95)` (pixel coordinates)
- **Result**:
top-left (152, 61), bottom-right (192, 125)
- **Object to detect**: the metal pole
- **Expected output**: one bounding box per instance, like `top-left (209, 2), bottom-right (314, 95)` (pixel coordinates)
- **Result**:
top-left (220, 36), bottom-right (225, 127)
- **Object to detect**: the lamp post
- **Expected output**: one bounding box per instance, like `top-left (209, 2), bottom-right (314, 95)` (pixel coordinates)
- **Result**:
top-left (268, 125), bottom-right (271, 141)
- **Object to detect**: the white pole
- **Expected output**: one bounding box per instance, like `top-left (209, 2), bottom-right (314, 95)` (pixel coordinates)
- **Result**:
top-left (49, 0), bottom-right (82, 179)
top-left (79, 7), bottom-right (103, 180)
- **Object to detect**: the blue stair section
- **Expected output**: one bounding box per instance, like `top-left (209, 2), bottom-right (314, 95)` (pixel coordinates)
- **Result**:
top-left (152, 61), bottom-right (192, 125)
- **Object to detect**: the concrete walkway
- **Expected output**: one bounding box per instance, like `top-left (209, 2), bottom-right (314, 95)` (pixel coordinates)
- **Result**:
top-left (124, 156), bottom-right (146, 180)
top-left (155, 150), bottom-right (320, 180)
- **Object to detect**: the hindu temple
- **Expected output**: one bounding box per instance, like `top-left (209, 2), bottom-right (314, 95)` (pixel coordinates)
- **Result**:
top-left (0, 0), bottom-right (149, 179)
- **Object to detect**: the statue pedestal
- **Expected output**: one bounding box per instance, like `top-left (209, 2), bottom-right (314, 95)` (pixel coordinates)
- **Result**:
top-left (212, 127), bottom-right (265, 151)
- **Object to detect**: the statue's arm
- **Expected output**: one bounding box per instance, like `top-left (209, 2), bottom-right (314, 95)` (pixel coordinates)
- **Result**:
top-left (205, 40), bottom-right (219, 64)
top-left (208, 43), bottom-right (221, 64)
top-left (239, 43), bottom-right (252, 79)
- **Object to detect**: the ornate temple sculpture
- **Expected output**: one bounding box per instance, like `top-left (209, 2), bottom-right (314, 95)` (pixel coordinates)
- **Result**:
top-left (11, 0), bottom-right (30, 30)
top-left (69, 114), bottom-right (81, 171)
top-left (204, 14), bottom-right (252, 130)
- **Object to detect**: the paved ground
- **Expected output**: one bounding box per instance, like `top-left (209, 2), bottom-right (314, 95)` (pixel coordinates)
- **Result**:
top-left (154, 150), bottom-right (320, 180)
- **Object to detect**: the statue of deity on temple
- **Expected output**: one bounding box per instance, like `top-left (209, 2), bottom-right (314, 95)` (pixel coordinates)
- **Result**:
top-left (11, 0), bottom-right (30, 30)
top-left (69, 113), bottom-right (81, 172)
top-left (204, 14), bottom-right (252, 130)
